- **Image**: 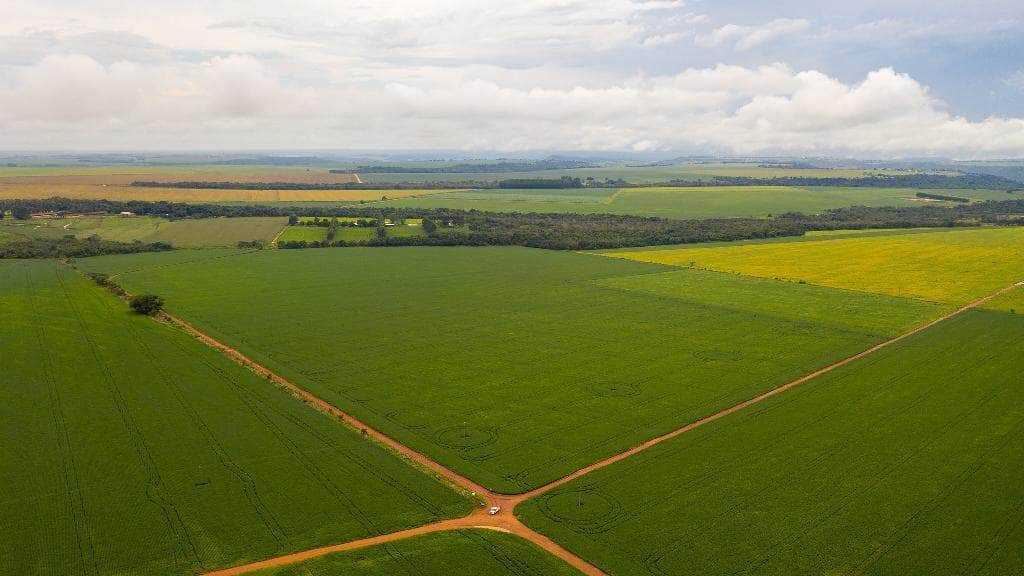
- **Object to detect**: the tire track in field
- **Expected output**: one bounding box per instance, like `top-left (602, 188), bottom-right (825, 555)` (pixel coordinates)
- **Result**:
top-left (516, 279), bottom-right (1024, 501)
top-left (69, 258), bottom-right (1018, 576)
top-left (54, 267), bottom-right (201, 571)
top-left (93, 288), bottom-right (287, 549)
top-left (25, 266), bottom-right (99, 576)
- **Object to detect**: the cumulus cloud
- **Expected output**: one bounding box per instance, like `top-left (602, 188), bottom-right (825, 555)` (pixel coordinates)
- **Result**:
top-left (696, 18), bottom-right (812, 51)
top-left (0, 54), bottom-right (313, 126)
top-left (1, 1), bottom-right (1022, 156)
top-left (3, 55), bottom-right (1022, 157)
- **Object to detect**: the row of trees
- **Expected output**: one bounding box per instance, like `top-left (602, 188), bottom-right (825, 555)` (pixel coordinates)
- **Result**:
top-left (6, 197), bottom-right (1024, 252)
top-left (289, 216), bottom-right (376, 227)
top-left (128, 172), bottom-right (1021, 191)
top-left (0, 235), bottom-right (173, 259)
top-left (497, 176), bottom-right (583, 189)
top-left (916, 192), bottom-right (970, 203)
top-left (334, 157), bottom-right (597, 173)
top-left (654, 173), bottom-right (1020, 190)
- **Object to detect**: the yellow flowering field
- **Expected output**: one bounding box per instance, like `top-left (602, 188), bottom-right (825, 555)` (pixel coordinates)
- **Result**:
top-left (983, 284), bottom-right (1024, 314)
top-left (604, 227), bottom-right (1024, 305)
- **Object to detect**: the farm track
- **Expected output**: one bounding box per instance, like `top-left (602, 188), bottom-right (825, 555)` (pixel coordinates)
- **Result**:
top-left (269, 224), bottom-right (289, 247)
top-left (148, 277), bottom-right (1022, 576)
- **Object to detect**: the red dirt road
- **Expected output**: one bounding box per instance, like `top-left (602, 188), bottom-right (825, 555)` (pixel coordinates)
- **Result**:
top-left (182, 279), bottom-right (1022, 576)
top-left (167, 313), bottom-right (604, 575)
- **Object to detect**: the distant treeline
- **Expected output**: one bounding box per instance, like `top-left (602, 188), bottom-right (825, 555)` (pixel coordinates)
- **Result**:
top-left (916, 192), bottom-right (970, 203)
top-left (131, 171), bottom-right (1019, 191)
top-left (333, 157), bottom-right (598, 173)
top-left (6, 197), bottom-right (1024, 251)
top-left (129, 180), bottom-right (480, 191)
top-left (655, 173), bottom-right (1020, 190)
top-left (497, 177), bottom-right (583, 189)
top-left (0, 236), bottom-right (172, 259)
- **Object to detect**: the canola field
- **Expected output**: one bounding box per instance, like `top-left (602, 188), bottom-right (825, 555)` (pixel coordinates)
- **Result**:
top-left (80, 247), bottom-right (946, 493)
top-left (0, 260), bottom-right (470, 576)
top-left (517, 308), bottom-right (1024, 576)
top-left (252, 530), bottom-right (581, 576)
top-left (606, 226), bottom-right (1024, 304)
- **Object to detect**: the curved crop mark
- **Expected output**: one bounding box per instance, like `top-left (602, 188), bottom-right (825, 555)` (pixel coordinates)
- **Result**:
top-left (26, 267), bottom-right (99, 576)
top-left (436, 426), bottom-right (498, 450)
top-left (56, 269), bottom-right (200, 571)
top-left (692, 349), bottom-right (742, 363)
top-left (536, 488), bottom-right (623, 534)
top-left (589, 382), bottom-right (641, 398)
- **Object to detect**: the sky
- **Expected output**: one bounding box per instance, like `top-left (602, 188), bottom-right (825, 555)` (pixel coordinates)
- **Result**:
top-left (1, 0), bottom-right (1023, 158)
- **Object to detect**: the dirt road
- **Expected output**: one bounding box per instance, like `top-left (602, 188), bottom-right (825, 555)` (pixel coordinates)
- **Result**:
top-left (181, 280), bottom-right (1022, 576)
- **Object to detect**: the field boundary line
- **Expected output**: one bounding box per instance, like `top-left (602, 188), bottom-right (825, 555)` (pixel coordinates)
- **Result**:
top-left (269, 223), bottom-right (288, 247)
top-left (518, 278), bottom-right (1024, 498)
top-left (163, 312), bottom-right (608, 575)
top-left (160, 313), bottom-right (495, 499)
top-left (133, 265), bottom-right (1016, 576)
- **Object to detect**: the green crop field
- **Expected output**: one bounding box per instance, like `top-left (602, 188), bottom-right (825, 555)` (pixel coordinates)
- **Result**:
top-left (517, 308), bottom-right (1024, 576)
top-left (354, 163), bottom-right (923, 184)
top-left (0, 216), bottom-right (287, 247)
top-left (984, 285), bottom-right (1024, 314)
top-left (0, 260), bottom-right (470, 576)
top-left (277, 226), bottom-right (328, 242)
top-left (372, 186), bottom-right (1008, 219)
top-left (79, 247), bottom-right (945, 493)
top-left (607, 226), bottom-right (1024, 305)
top-left (251, 530), bottom-right (581, 576)
top-left (277, 225), bottom-right (424, 243)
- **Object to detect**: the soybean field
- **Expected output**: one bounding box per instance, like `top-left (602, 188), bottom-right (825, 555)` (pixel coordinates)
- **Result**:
top-left (0, 260), bottom-right (470, 576)
top-left (79, 246), bottom-right (947, 493)
top-left (517, 308), bottom-right (1024, 576)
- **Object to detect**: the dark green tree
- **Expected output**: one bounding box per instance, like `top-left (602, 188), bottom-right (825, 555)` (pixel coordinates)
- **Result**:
top-left (130, 294), bottom-right (164, 316)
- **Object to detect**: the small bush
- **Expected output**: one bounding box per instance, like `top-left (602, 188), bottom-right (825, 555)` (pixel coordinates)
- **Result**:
top-left (130, 294), bottom-right (164, 316)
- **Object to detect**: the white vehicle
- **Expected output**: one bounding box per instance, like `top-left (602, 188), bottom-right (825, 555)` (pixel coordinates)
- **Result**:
top-left (488, 506), bottom-right (501, 515)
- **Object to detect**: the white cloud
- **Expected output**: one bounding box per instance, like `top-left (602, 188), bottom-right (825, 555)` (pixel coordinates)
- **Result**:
top-left (696, 18), bottom-right (812, 51)
top-left (0, 1), bottom-right (1022, 156)
top-left (3, 56), bottom-right (1022, 158)
top-left (0, 54), bottom-right (314, 126)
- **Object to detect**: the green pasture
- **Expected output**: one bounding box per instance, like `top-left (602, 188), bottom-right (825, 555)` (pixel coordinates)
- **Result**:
top-left (277, 226), bottom-right (329, 242)
top-left (354, 163), bottom-right (920, 184)
top-left (252, 530), bottom-right (581, 576)
top-left (518, 308), bottom-right (1024, 576)
top-left (0, 260), bottom-right (470, 576)
top-left (0, 215), bottom-right (286, 247)
top-left (372, 186), bottom-right (1009, 219)
top-left (80, 247), bottom-right (944, 493)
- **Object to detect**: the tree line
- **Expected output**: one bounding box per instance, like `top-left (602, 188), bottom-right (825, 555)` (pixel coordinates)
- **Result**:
top-left (6, 196), bottom-right (1024, 252)
top-left (332, 157), bottom-right (597, 173)
top-left (128, 172), bottom-right (1021, 191)
top-left (654, 172), bottom-right (1020, 190)
top-left (0, 236), bottom-right (173, 259)
top-left (915, 192), bottom-right (970, 203)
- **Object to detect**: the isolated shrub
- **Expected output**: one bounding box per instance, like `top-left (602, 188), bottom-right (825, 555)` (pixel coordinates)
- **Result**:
top-left (130, 294), bottom-right (164, 316)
